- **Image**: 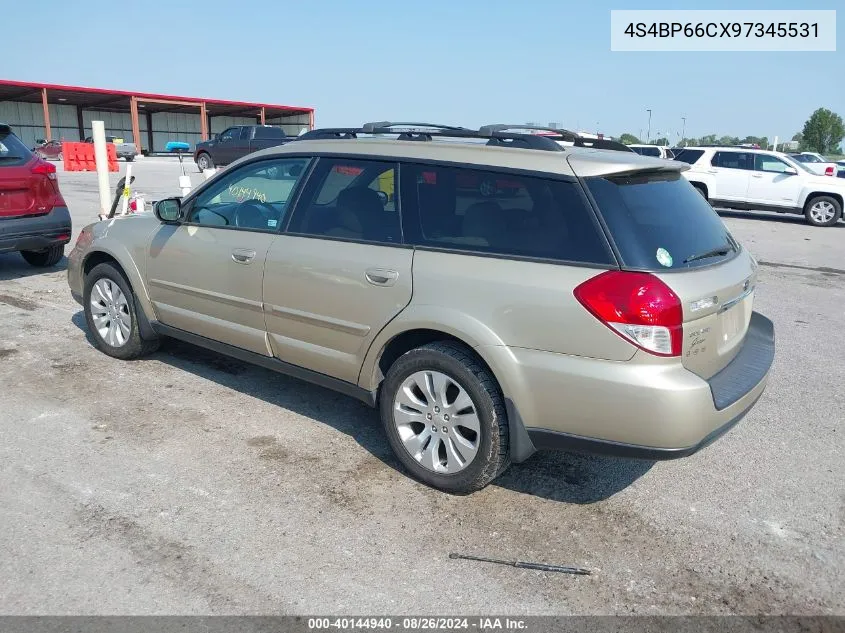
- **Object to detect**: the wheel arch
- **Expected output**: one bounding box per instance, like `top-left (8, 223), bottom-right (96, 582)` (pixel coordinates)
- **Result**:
top-left (82, 248), bottom-right (157, 341)
top-left (359, 309), bottom-right (537, 463)
top-left (804, 191), bottom-right (843, 210)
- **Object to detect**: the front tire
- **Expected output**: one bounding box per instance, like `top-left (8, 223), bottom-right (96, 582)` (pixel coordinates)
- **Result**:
top-left (125, 155), bottom-right (135, 162)
top-left (804, 196), bottom-right (842, 227)
top-left (83, 262), bottom-right (159, 360)
top-left (21, 244), bottom-right (64, 267)
top-left (196, 153), bottom-right (214, 172)
top-left (380, 341), bottom-right (510, 493)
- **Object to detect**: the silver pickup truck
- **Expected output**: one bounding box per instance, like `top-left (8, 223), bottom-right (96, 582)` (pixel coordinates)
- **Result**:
top-left (84, 135), bottom-right (137, 162)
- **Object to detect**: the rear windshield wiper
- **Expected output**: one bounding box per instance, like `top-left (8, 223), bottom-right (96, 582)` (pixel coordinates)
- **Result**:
top-left (0, 155), bottom-right (24, 161)
top-left (683, 246), bottom-right (732, 264)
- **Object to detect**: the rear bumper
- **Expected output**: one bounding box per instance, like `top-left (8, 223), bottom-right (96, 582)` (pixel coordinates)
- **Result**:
top-left (498, 311), bottom-right (775, 460)
top-left (0, 206), bottom-right (72, 254)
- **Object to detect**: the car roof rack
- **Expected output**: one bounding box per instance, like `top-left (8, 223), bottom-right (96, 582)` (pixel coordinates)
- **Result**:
top-left (361, 121), bottom-right (565, 151)
top-left (481, 124), bottom-right (634, 153)
top-left (296, 127), bottom-right (361, 140)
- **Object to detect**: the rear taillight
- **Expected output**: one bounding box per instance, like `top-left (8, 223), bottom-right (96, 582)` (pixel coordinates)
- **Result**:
top-left (574, 271), bottom-right (683, 357)
top-left (31, 158), bottom-right (57, 180)
top-left (30, 157), bottom-right (65, 213)
top-left (824, 166), bottom-right (834, 176)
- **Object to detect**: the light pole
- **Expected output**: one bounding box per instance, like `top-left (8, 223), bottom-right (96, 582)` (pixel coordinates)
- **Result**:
top-left (681, 117), bottom-right (686, 146)
top-left (646, 109), bottom-right (652, 143)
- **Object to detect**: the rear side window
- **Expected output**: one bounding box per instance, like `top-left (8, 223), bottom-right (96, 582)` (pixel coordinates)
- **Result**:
top-left (673, 149), bottom-right (704, 164)
top-left (0, 128), bottom-right (32, 167)
top-left (288, 158), bottom-right (401, 244)
top-left (254, 126), bottom-right (285, 139)
top-left (712, 151), bottom-right (753, 170)
top-left (402, 164), bottom-right (613, 265)
top-left (586, 172), bottom-right (737, 270)
top-left (632, 146), bottom-right (661, 157)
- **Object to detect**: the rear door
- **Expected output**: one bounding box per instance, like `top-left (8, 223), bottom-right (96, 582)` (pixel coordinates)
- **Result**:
top-left (747, 154), bottom-right (804, 208)
top-left (584, 170), bottom-right (756, 379)
top-left (708, 151), bottom-right (753, 202)
top-left (263, 157), bottom-right (411, 384)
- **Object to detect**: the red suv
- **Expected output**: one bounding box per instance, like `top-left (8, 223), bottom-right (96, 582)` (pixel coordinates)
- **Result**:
top-left (0, 124), bottom-right (71, 267)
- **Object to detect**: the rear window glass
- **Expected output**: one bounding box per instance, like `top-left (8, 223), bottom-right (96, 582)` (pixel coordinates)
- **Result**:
top-left (586, 172), bottom-right (737, 270)
top-left (673, 149), bottom-right (704, 164)
top-left (632, 146), bottom-right (661, 157)
top-left (254, 126), bottom-right (285, 139)
top-left (0, 128), bottom-right (32, 166)
top-left (404, 164), bottom-right (613, 265)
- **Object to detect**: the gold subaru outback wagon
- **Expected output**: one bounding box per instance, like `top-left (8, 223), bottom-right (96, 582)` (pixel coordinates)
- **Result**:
top-left (68, 123), bottom-right (775, 493)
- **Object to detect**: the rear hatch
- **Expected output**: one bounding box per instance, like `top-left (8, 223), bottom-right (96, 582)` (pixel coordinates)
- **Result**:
top-left (577, 157), bottom-right (756, 379)
top-left (0, 125), bottom-right (37, 218)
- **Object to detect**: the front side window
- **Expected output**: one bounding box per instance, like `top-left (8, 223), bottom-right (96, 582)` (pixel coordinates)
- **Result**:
top-left (219, 127), bottom-right (239, 142)
top-left (712, 151), bottom-right (753, 170)
top-left (403, 164), bottom-right (613, 264)
top-left (633, 146), bottom-right (661, 157)
top-left (755, 154), bottom-right (791, 173)
top-left (186, 158), bottom-right (310, 231)
top-left (288, 158), bottom-right (401, 244)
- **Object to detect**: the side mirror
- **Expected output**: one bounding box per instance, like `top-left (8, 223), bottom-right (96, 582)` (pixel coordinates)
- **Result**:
top-left (783, 167), bottom-right (798, 175)
top-left (154, 198), bottom-right (182, 223)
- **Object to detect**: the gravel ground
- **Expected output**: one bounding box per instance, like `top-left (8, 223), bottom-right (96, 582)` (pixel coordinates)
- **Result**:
top-left (0, 158), bottom-right (842, 615)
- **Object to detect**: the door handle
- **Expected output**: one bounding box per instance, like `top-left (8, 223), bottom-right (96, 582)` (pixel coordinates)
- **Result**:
top-left (751, 173), bottom-right (763, 178)
top-left (231, 249), bottom-right (256, 264)
top-left (365, 268), bottom-right (399, 287)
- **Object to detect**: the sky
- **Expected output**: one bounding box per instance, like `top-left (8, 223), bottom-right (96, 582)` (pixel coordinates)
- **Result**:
top-left (4, 0), bottom-right (843, 142)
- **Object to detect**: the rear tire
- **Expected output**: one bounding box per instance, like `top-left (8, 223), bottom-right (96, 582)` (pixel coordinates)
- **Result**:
top-left (83, 262), bottom-right (160, 360)
top-left (804, 195), bottom-right (841, 227)
top-left (379, 341), bottom-right (510, 494)
top-left (20, 245), bottom-right (64, 267)
top-left (196, 153), bottom-right (214, 172)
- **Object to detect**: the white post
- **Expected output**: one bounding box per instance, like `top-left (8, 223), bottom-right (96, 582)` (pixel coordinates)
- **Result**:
top-left (772, 136), bottom-right (779, 152)
top-left (92, 121), bottom-right (111, 219)
top-left (120, 163), bottom-right (133, 215)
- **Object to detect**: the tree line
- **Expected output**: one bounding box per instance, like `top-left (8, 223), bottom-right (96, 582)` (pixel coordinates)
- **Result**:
top-left (618, 108), bottom-right (844, 155)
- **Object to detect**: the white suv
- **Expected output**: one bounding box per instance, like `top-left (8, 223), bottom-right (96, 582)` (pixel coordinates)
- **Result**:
top-left (677, 147), bottom-right (845, 227)
top-left (628, 144), bottom-right (674, 159)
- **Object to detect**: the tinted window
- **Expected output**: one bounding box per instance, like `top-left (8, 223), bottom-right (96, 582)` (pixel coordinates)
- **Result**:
top-left (253, 126), bottom-right (285, 139)
top-left (586, 172), bottom-right (737, 270)
top-left (754, 154), bottom-right (792, 173)
top-left (187, 158), bottom-right (309, 230)
top-left (632, 146), bottom-right (661, 157)
top-left (403, 164), bottom-right (612, 264)
top-left (712, 151), bottom-right (753, 170)
top-left (288, 158), bottom-right (401, 244)
top-left (219, 127), bottom-right (239, 142)
top-left (673, 149), bottom-right (704, 164)
top-left (0, 128), bottom-right (31, 166)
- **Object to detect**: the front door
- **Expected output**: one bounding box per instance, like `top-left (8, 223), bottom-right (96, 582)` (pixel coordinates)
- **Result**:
top-left (747, 154), bottom-right (804, 208)
top-left (146, 156), bottom-right (311, 354)
top-left (214, 127), bottom-right (241, 165)
top-left (263, 157), bottom-right (412, 384)
top-left (708, 151), bottom-right (753, 202)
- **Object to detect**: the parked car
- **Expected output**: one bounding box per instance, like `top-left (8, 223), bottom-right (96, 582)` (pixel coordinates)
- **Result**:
top-left (0, 124), bottom-right (71, 267)
top-left (84, 135), bottom-right (138, 162)
top-left (628, 144), bottom-right (674, 159)
top-left (32, 139), bottom-right (64, 161)
top-left (788, 152), bottom-right (840, 177)
top-left (680, 146), bottom-right (845, 226)
top-left (194, 125), bottom-right (292, 172)
top-left (837, 160), bottom-right (845, 179)
top-left (68, 122), bottom-right (774, 493)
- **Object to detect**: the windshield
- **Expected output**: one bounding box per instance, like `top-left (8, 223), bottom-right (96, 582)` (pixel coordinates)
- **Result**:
top-left (586, 171), bottom-right (738, 270)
